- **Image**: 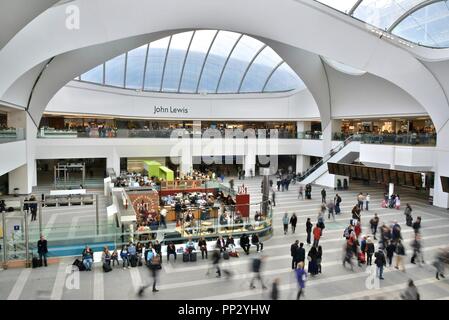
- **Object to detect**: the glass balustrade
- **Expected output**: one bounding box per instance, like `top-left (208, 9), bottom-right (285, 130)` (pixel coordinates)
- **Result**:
top-left (332, 132), bottom-right (436, 146)
top-left (0, 128), bottom-right (26, 144)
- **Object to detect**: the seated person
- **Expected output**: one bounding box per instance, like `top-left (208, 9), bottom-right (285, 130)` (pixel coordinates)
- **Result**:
top-left (111, 249), bottom-right (119, 267)
top-left (82, 245), bottom-right (94, 271)
top-left (101, 246), bottom-right (111, 266)
top-left (254, 211), bottom-right (262, 222)
top-left (167, 242), bottom-right (177, 262)
top-left (219, 213), bottom-right (228, 226)
top-left (225, 236), bottom-right (235, 248)
top-left (153, 240), bottom-right (162, 258)
top-left (216, 236), bottom-right (226, 252)
top-left (136, 242), bottom-right (143, 265)
top-left (251, 234), bottom-right (264, 252)
top-left (239, 234), bottom-right (250, 255)
top-left (128, 242), bottom-right (137, 261)
top-left (185, 237), bottom-right (196, 254)
top-left (198, 237), bottom-right (208, 259)
top-left (120, 245), bottom-right (130, 269)
top-left (185, 211), bottom-right (194, 223)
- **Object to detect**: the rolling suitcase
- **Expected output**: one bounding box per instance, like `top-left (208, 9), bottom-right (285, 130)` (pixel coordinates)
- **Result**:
top-left (183, 252), bottom-right (190, 262)
top-left (103, 262), bottom-right (112, 273)
top-left (189, 252), bottom-right (197, 262)
top-left (32, 256), bottom-right (40, 268)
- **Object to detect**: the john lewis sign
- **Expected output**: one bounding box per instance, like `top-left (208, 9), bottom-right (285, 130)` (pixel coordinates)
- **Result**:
top-left (154, 105), bottom-right (189, 115)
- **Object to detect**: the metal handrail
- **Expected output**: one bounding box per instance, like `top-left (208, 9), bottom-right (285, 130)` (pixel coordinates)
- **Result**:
top-left (297, 135), bottom-right (354, 182)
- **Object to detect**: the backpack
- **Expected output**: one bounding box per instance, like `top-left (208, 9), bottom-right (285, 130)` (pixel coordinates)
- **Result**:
top-left (343, 228), bottom-right (350, 238)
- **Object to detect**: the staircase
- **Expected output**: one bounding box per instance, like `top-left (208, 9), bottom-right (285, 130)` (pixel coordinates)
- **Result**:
top-left (298, 136), bottom-right (360, 185)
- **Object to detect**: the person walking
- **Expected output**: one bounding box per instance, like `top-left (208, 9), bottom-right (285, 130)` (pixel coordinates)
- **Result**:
top-left (250, 256), bottom-right (267, 290)
top-left (374, 248), bottom-right (386, 280)
top-left (159, 207), bottom-right (167, 229)
top-left (413, 216), bottom-right (421, 235)
top-left (366, 237), bottom-right (375, 266)
top-left (298, 185), bottom-right (304, 200)
top-left (306, 218), bottom-right (313, 245)
top-left (434, 249), bottom-right (447, 280)
top-left (365, 193), bottom-right (370, 211)
top-left (400, 280), bottom-right (420, 300)
top-left (386, 240), bottom-right (396, 267)
top-left (138, 252), bottom-right (161, 295)
top-left (321, 188), bottom-right (326, 204)
top-left (327, 200), bottom-right (335, 221)
top-left (271, 189), bottom-right (276, 207)
top-left (395, 239), bottom-right (406, 272)
top-left (271, 278), bottom-right (279, 300)
top-left (295, 262), bottom-right (307, 300)
top-left (290, 213), bottom-right (297, 234)
top-left (334, 194), bottom-right (342, 215)
top-left (410, 234), bottom-right (424, 265)
top-left (404, 203), bottom-right (413, 227)
top-left (312, 224), bottom-right (321, 248)
top-left (37, 235), bottom-right (48, 267)
top-left (357, 193), bottom-right (364, 211)
top-left (291, 240), bottom-right (299, 269)
top-left (370, 213), bottom-right (379, 240)
top-left (282, 213), bottom-right (289, 235)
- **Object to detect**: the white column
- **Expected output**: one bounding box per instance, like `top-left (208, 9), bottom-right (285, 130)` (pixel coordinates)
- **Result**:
top-left (296, 155), bottom-right (310, 174)
top-left (432, 122), bottom-right (449, 208)
top-left (106, 149), bottom-right (120, 176)
top-left (243, 154), bottom-right (256, 177)
top-left (297, 121), bottom-right (311, 138)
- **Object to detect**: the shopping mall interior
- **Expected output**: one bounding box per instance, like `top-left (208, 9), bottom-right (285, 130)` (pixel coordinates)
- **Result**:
top-left (1, 0), bottom-right (449, 303)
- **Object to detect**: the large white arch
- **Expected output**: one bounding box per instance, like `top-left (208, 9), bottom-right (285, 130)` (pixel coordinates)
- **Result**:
top-left (0, 0), bottom-right (447, 133)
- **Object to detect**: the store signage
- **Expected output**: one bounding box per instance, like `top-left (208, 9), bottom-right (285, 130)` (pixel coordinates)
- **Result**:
top-left (154, 105), bottom-right (189, 115)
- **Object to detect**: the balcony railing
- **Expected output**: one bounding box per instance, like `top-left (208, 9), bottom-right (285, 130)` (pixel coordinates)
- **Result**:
top-left (297, 131), bottom-right (322, 140)
top-left (333, 132), bottom-right (436, 146)
top-left (37, 128), bottom-right (298, 139)
top-left (0, 128), bottom-right (26, 144)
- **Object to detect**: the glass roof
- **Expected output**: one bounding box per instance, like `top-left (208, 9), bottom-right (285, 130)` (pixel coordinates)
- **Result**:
top-left (78, 30), bottom-right (305, 94)
top-left (315, 0), bottom-right (449, 48)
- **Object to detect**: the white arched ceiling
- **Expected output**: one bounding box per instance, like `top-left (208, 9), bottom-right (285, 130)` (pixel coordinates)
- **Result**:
top-left (14, 33), bottom-right (331, 128)
top-left (0, 0), bottom-right (448, 133)
top-left (0, 0), bottom-right (59, 50)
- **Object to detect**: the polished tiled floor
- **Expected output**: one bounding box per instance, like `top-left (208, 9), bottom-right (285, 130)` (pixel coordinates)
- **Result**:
top-left (1, 177), bottom-right (449, 300)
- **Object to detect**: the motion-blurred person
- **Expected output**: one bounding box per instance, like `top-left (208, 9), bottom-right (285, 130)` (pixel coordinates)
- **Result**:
top-left (404, 203), bottom-right (413, 227)
top-left (295, 262), bottom-right (307, 300)
top-left (413, 216), bottom-right (422, 235)
top-left (434, 248), bottom-right (447, 280)
top-left (394, 239), bottom-right (406, 272)
top-left (366, 237), bottom-right (375, 266)
top-left (374, 248), bottom-right (386, 280)
top-left (321, 188), bottom-right (326, 203)
top-left (400, 280), bottom-right (420, 300)
top-left (271, 278), bottom-right (279, 300)
top-left (138, 251), bottom-right (161, 295)
top-left (411, 234), bottom-right (424, 265)
top-left (250, 256), bottom-right (267, 290)
top-left (283, 213), bottom-right (289, 235)
top-left (327, 200), bottom-right (335, 221)
top-left (369, 213), bottom-right (379, 240)
top-left (386, 241), bottom-right (396, 267)
top-left (343, 241), bottom-right (354, 271)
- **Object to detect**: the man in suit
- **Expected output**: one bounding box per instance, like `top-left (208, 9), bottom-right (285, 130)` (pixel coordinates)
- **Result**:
top-left (37, 235), bottom-right (48, 267)
top-left (290, 240), bottom-right (299, 269)
top-left (295, 242), bottom-right (306, 269)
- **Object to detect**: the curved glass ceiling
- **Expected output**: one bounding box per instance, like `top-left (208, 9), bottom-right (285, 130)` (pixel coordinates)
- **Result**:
top-left (77, 30), bottom-right (304, 94)
top-left (315, 0), bottom-right (449, 48)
